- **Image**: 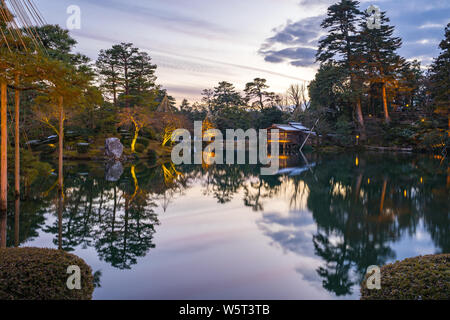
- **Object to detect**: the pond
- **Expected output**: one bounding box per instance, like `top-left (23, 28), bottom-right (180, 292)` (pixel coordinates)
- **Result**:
top-left (1, 152), bottom-right (449, 299)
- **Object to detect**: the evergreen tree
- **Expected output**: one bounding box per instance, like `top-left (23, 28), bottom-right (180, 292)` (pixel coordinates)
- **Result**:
top-left (96, 48), bottom-right (121, 106)
top-left (316, 0), bottom-right (366, 138)
top-left (357, 11), bottom-right (404, 122)
top-left (111, 43), bottom-right (138, 108)
top-left (33, 25), bottom-right (90, 67)
top-left (244, 78), bottom-right (271, 111)
top-left (129, 51), bottom-right (157, 107)
top-left (213, 81), bottom-right (244, 110)
top-left (179, 99), bottom-right (191, 113)
top-left (201, 89), bottom-right (214, 112)
top-left (429, 23), bottom-right (450, 132)
top-left (96, 43), bottom-right (157, 108)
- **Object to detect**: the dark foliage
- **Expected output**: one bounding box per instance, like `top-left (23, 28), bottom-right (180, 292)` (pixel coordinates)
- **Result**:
top-left (0, 247), bottom-right (94, 300)
top-left (361, 254), bottom-right (450, 300)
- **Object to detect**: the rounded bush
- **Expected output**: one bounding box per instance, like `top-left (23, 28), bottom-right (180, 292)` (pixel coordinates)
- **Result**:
top-left (361, 254), bottom-right (450, 300)
top-left (0, 248), bottom-right (94, 300)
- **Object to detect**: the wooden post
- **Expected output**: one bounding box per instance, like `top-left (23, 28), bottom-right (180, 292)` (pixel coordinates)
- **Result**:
top-left (14, 197), bottom-right (19, 247)
top-left (58, 96), bottom-right (64, 191)
top-left (1, 81), bottom-right (7, 215)
top-left (0, 210), bottom-right (5, 248)
top-left (15, 74), bottom-right (20, 198)
top-left (58, 192), bottom-right (63, 250)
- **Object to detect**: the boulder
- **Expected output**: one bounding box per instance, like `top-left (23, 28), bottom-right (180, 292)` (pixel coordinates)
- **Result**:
top-left (105, 161), bottom-right (123, 182)
top-left (105, 138), bottom-right (123, 160)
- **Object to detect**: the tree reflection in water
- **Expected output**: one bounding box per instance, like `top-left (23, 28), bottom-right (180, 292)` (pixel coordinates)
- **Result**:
top-left (261, 153), bottom-right (449, 296)
top-left (3, 153), bottom-right (449, 297)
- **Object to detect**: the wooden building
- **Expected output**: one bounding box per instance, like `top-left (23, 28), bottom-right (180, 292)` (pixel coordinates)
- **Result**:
top-left (267, 122), bottom-right (316, 154)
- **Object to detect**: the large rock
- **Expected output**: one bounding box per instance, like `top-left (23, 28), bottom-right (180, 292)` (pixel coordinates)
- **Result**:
top-left (105, 161), bottom-right (123, 182)
top-left (105, 138), bottom-right (123, 160)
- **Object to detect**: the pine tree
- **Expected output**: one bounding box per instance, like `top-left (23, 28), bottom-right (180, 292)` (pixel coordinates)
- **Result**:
top-left (213, 81), bottom-right (244, 110)
top-left (97, 48), bottom-right (121, 106)
top-left (357, 10), bottom-right (404, 122)
top-left (244, 78), bottom-right (271, 111)
top-left (179, 99), bottom-right (191, 113)
top-left (96, 43), bottom-right (157, 108)
top-left (316, 0), bottom-right (366, 138)
top-left (429, 23), bottom-right (450, 132)
top-left (129, 51), bottom-right (157, 106)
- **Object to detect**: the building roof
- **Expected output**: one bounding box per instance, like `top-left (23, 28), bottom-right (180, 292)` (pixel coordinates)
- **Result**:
top-left (271, 124), bottom-right (301, 132)
top-left (268, 122), bottom-right (317, 136)
top-left (288, 122), bottom-right (309, 131)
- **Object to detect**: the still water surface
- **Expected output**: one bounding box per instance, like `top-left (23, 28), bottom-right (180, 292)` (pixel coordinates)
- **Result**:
top-left (3, 152), bottom-right (449, 299)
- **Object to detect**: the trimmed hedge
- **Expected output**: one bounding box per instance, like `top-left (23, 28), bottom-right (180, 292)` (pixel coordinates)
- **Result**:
top-left (0, 248), bottom-right (94, 300)
top-left (361, 254), bottom-right (450, 300)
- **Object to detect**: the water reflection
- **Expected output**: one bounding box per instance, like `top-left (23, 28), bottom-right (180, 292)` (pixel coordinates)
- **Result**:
top-left (3, 153), bottom-right (449, 298)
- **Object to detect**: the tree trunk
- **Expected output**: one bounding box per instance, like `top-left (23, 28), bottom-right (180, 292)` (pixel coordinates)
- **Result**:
top-left (14, 197), bottom-right (19, 247)
top-left (1, 81), bottom-right (7, 215)
top-left (58, 96), bottom-right (64, 191)
top-left (355, 97), bottom-right (366, 140)
top-left (354, 173), bottom-right (363, 203)
top-left (379, 178), bottom-right (387, 215)
top-left (58, 192), bottom-right (63, 250)
top-left (15, 75), bottom-right (20, 198)
top-left (0, 210), bottom-right (5, 248)
top-left (382, 84), bottom-right (390, 122)
top-left (131, 127), bottom-right (140, 153)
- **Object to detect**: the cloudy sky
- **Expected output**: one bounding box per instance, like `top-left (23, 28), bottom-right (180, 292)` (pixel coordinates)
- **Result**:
top-left (37, 0), bottom-right (449, 104)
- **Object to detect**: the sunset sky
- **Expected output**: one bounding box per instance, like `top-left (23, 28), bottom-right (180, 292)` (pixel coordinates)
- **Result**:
top-left (38, 0), bottom-right (449, 104)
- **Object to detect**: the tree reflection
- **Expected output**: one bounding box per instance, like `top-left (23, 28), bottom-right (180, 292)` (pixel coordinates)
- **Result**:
top-left (251, 153), bottom-right (448, 297)
top-left (2, 152), bottom-right (448, 297)
top-left (301, 153), bottom-right (449, 296)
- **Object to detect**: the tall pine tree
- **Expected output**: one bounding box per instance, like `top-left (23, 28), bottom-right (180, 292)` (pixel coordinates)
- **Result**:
top-left (316, 0), bottom-right (366, 138)
top-left (96, 48), bottom-right (121, 107)
top-left (96, 43), bottom-right (157, 108)
top-left (429, 23), bottom-right (450, 133)
top-left (357, 10), bottom-right (404, 122)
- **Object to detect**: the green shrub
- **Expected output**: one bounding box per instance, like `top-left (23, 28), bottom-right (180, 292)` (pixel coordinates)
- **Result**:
top-left (361, 254), bottom-right (450, 300)
top-left (0, 247), bottom-right (94, 300)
